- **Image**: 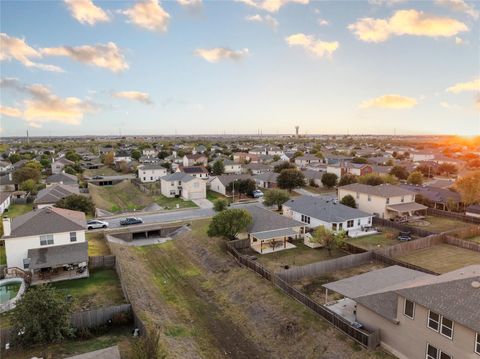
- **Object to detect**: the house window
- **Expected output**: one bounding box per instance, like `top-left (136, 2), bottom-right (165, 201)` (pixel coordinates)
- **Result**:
top-left (368, 217), bottom-right (371, 224)
top-left (386, 198), bottom-right (390, 204)
top-left (338, 223), bottom-right (343, 230)
top-left (401, 196), bottom-right (405, 203)
top-left (23, 258), bottom-right (30, 269)
top-left (347, 220), bottom-right (354, 228)
top-left (440, 317), bottom-right (454, 339)
top-left (427, 311), bottom-right (440, 331)
top-left (368, 195), bottom-right (371, 202)
top-left (332, 223), bottom-right (337, 231)
top-left (40, 234), bottom-right (54, 246)
top-left (426, 344), bottom-right (438, 359)
top-left (179, 181), bottom-right (182, 185)
top-left (70, 232), bottom-right (77, 242)
top-left (439, 352), bottom-right (452, 359)
top-left (475, 333), bottom-right (480, 355)
top-left (404, 299), bottom-right (415, 319)
top-left (301, 215), bottom-right (310, 224)
top-left (357, 219), bottom-right (361, 226)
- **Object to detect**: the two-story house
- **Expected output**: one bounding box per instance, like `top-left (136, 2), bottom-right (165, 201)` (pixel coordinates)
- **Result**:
top-left (176, 166), bottom-right (209, 180)
top-left (222, 160), bottom-right (242, 174)
top-left (295, 154), bottom-right (321, 167)
top-left (51, 157), bottom-right (74, 174)
top-left (137, 164), bottom-right (167, 183)
top-left (183, 154), bottom-right (208, 167)
top-left (337, 183), bottom-right (427, 220)
top-left (2, 206), bottom-right (88, 283)
top-left (160, 172), bottom-right (206, 200)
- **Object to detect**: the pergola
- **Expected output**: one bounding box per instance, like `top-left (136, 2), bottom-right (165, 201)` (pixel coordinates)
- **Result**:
top-left (251, 228), bottom-right (300, 254)
top-left (386, 202), bottom-right (428, 218)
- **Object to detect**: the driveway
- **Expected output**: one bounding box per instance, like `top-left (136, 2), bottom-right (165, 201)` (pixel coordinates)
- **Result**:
top-left (294, 188), bottom-right (336, 199)
top-left (192, 198), bottom-right (214, 209)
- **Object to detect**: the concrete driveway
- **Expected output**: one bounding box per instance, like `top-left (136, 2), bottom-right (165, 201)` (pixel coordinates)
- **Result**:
top-left (192, 198), bottom-right (214, 208)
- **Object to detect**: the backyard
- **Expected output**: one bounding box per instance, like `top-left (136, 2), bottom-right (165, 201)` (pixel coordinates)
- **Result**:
top-left (89, 180), bottom-right (152, 212)
top-left (347, 228), bottom-right (400, 250)
top-left (397, 243), bottom-right (480, 273)
top-left (86, 232), bottom-right (111, 256)
top-left (408, 215), bottom-right (473, 233)
top-left (83, 166), bottom-right (120, 178)
top-left (4, 203), bottom-right (33, 218)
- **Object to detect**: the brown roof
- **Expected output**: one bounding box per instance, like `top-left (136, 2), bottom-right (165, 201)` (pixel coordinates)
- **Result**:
top-left (339, 183), bottom-right (414, 198)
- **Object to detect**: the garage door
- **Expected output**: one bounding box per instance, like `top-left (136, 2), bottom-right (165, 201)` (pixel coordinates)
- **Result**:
top-left (189, 191), bottom-right (204, 200)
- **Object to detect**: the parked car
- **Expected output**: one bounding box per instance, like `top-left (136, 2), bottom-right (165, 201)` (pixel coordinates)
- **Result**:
top-left (252, 189), bottom-right (264, 198)
top-left (398, 231), bottom-right (412, 241)
top-left (92, 175), bottom-right (104, 179)
top-left (86, 219), bottom-right (109, 230)
top-left (120, 217), bottom-right (144, 226)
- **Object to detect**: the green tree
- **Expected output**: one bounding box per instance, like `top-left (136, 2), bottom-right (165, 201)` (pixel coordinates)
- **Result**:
top-left (213, 198), bottom-right (228, 212)
top-left (13, 167), bottom-right (41, 184)
top-left (103, 151), bottom-right (115, 166)
top-left (310, 226), bottom-right (346, 256)
top-left (455, 171), bottom-right (480, 206)
top-left (358, 173), bottom-right (384, 186)
top-left (416, 163), bottom-right (434, 178)
top-left (131, 149), bottom-right (142, 161)
top-left (340, 194), bottom-right (356, 208)
top-left (277, 169), bottom-right (305, 192)
top-left (263, 189), bottom-right (290, 211)
top-left (407, 171), bottom-right (424, 185)
top-left (321, 172), bottom-right (338, 188)
top-left (389, 165), bottom-right (409, 180)
top-left (65, 151), bottom-right (81, 162)
top-left (235, 179), bottom-right (257, 196)
top-left (338, 174), bottom-right (357, 186)
top-left (207, 209), bottom-right (252, 240)
top-left (158, 150), bottom-right (169, 159)
top-left (8, 153), bottom-right (21, 164)
top-left (212, 160), bottom-right (225, 175)
top-left (272, 154), bottom-right (281, 162)
top-left (25, 161), bottom-right (42, 172)
top-left (56, 194), bottom-right (95, 215)
top-left (19, 179), bottom-right (36, 193)
top-left (351, 157), bottom-right (368, 164)
top-left (273, 161), bottom-right (295, 173)
top-left (12, 285), bottom-right (74, 347)
top-left (293, 151), bottom-right (304, 158)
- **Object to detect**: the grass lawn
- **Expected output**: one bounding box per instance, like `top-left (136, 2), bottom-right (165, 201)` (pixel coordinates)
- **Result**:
top-left (408, 215), bottom-right (473, 233)
top-left (251, 241), bottom-right (347, 272)
top-left (5, 203), bottom-right (33, 218)
top-left (397, 244), bottom-right (480, 273)
top-left (86, 232), bottom-right (111, 256)
top-left (83, 166), bottom-right (120, 177)
top-left (2, 326), bottom-right (134, 359)
top-left (469, 236), bottom-right (480, 244)
top-left (153, 194), bottom-right (197, 210)
top-left (347, 229), bottom-right (400, 250)
top-left (89, 180), bottom-right (152, 212)
top-left (206, 190), bottom-right (231, 203)
top-left (303, 185), bottom-right (336, 195)
top-left (51, 269), bottom-right (126, 310)
top-left (0, 243), bottom-right (5, 265)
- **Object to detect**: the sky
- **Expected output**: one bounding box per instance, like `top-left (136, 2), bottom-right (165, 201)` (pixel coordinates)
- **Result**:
top-left (0, 0), bottom-right (479, 137)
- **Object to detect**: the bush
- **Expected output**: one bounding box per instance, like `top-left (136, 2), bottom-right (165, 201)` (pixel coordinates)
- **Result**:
top-left (321, 173), bottom-right (338, 188)
top-left (213, 198), bottom-right (228, 212)
top-left (340, 194), bottom-right (356, 208)
top-left (56, 194), bottom-right (95, 215)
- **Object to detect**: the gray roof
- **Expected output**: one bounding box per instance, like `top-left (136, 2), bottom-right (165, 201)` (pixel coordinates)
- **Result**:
top-left (339, 183), bottom-right (414, 198)
top-left (161, 172), bottom-right (196, 182)
top-left (34, 184), bottom-right (79, 204)
top-left (28, 241), bottom-right (88, 269)
top-left (399, 184), bottom-right (461, 204)
top-left (55, 157), bottom-right (74, 165)
top-left (46, 172), bottom-right (78, 184)
top-left (138, 164), bottom-right (166, 170)
top-left (245, 205), bottom-right (303, 234)
top-left (301, 169), bottom-right (324, 180)
top-left (213, 174), bottom-right (253, 186)
top-left (4, 206), bottom-right (86, 239)
top-left (254, 172), bottom-right (279, 183)
top-left (284, 195), bottom-right (372, 223)
top-left (253, 228), bottom-right (298, 240)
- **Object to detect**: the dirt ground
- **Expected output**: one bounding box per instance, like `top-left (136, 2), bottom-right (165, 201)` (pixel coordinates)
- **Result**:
top-left (111, 220), bottom-right (393, 359)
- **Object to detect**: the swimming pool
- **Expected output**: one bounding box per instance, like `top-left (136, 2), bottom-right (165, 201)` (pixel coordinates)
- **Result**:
top-left (0, 278), bottom-right (25, 313)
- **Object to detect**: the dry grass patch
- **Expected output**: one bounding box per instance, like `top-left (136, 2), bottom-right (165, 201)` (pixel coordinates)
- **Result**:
top-left (89, 180), bottom-right (152, 212)
top-left (408, 215), bottom-right (473, 233)
top-left (86, 232), bottom-right (111, 256)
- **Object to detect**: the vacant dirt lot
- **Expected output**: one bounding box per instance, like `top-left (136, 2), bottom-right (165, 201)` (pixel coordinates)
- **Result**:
top-left (112, 220), bottom-right (393, 359)
top-left (89, 180), bottom-right (152, 212)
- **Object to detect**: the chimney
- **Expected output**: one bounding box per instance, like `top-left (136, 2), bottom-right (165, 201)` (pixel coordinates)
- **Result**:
top-left (3, 217), bottom-right (11, 236)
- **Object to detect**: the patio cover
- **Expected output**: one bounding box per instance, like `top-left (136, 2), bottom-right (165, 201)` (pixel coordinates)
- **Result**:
top-left (253, 228), bottom-right (298, 241)
top-left (28, 242), bottom-right (88, 270)
top-left (386, 202), bottom-right (427, 213)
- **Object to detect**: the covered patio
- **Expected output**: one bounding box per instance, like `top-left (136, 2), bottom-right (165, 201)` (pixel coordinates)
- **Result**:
top-left (386, 202), bottom-right (427, 222)
top-left (250, 228), bottom-right (298, 254)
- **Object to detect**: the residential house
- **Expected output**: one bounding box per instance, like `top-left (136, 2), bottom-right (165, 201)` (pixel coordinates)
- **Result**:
top-left (411, 152), bottom-right (435, 162)
top-left (295, 154), bottom-right (321, 167)
top-left (249, 147), bottom-right (267, 156)
top-left (327, 163), bottom-right (373, 178)
top-left (137, 164), bottom-right (167, 183)
top-left (283, 195), bottom-right (373, 237)
top-left (160, 172), bottom-right (206, 200)
top-left (142, 148), bottom-right (157, 157)
top-left (338, 183), bottom-right (427, 219)
top-left (302, 169), bottom-right (325, 187)
top-left (46, 172), bottom-right (78, 186)
top-left (51, 157), bottom-right (74, 174)
top-left (399, 184), bottom-right (461, 211)
top-left (176, 165), bottom-right (209, 179)
top-left (0, 173), bottom-right (16, 192)
top-left (34, 184), bottom-right (80, 209)
top-left (323, 265), bottom-right (480, 359)
top-left (192, 145), bottom-right (207, 154)
top-left (223, 160), bottom-right (242, 174)
top-left (2, 206), bottom-right (88, 283)
top-left (114, 151), bottom-right (131, 163)
top-left (243, 163), bottom-right (272, 175)
top-left (183, 154), bottom-right (208, 167)
top-left (254, 172), bottom-right (279, 189)
top-left (208, 174), bottom-right (253, 196)
top-left (466, 205), bottom-right (480, 219)
top-left (0, 192), bottom-right (11, 214)
top-left (0, 160), bottom-right (12, 173)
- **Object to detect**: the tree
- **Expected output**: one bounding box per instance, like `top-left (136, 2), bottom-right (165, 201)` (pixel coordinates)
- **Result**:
top-left (131, 149), bottom-right (141, 161)
top-left (25, 161), bottom-right (42, 172)
top-left (416, 163), bottom-right (435, 178)
top-left (158, 150), bottom-right (169, 159)
top-left (389, 165), bottom-right (409, 180)
top-left (340, 194), bottom-right (356, 208)
top-left (293, 151), bottom-right (304, 159)
top-left (213, 198), bottom-right (228, 212)
top-left (56, 194), bottom-right (95, 215)
top-left (277, 169), bottom-right (305, 192)
top-left (455, 171), bottom-right (480, 206)
top-left (351, 157), bottom-right (368, 164)
top-left (358, 173), bottom-right (384, 186)
top-left (212, 160), bottom-right (225, 175)
top-left (407, 171), bottom-right (424, 185)
top-left (65, 151), bottom-right (81, 162)
top-left (236, 179), bottom-right (257, 196)
top-left (338, 174), bottom-right (357, 186)
top-left (207, 209), bottom-right (252, 240)
top-left (8, 153), bottom-right (21, 164)
top-left (310, 226), bottom-right (346, 256)
top-left (161, 162), bottom-right (172, 170)
top-left (131, 328), bottom-right (166, 359)
top-left (12, 285), bottom-right (74, 347)
top-left (274, 161), bottom-right (295, 173)
top-left (272, 154), bottom-right (281, 162)
top-left (103, 151), bottom-right (115, 166)
top-left (263, 189), bottom-right (290, 211)
top-left (321, 172), bottom-right (338, 188)
top-left (438, 163), bottom-right (458, 176)
top-left (19, 179), bottom-right (36, 193)
top-left (13, 167), bottom-right (41, 184)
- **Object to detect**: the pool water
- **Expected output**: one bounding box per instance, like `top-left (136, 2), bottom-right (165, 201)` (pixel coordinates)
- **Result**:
top-left (0, 282), bottom-right (21, 304)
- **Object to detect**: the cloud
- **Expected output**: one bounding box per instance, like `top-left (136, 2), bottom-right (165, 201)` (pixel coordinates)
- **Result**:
top-left (122, 0), bottom-right (170, 32)
top-left (113, 91), bottom-right (153, 104)
top-left (476, 95), bottom-right (480, 110)
top-left (440, 101), bottom-right (462, 110)
top-left (237, 0), bottom-right (308, 13)
top-left (348, 9), bottom-right (468, 42)
top-left (360, 94), bottom-right (418, 109)
top-left (435, 0), bottom-right (479, 19)
top-left (64, 0), bottom-right (110, 25)
top-left (177, 0), bottom-right (202, 11)
top-left (454, 36), bottom-right (467, 45)
top-left (318, 18), bottom-right (329, 26)
top-left (0, 33), bottom-right (63, 72)
top-left (41, 42), bottom-right (128, 72)
top-left (245, 14), bottom-right (279, 29)
top-left (368, 0), bottom-right (407, 6)
top-left (1, 78), bottom-right (97, 127)
top-left (0, 105), bottom-right (23, 118)
top-left (194, 47), bottom-right (249, 63)
top-left (285, 33), bottom-right (339, 58)
top-left (446, 78), bottom-right (480, 93)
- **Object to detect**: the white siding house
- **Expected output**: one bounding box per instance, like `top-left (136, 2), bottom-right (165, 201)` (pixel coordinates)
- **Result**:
top-left (138, 164), bottom-right (167, 183)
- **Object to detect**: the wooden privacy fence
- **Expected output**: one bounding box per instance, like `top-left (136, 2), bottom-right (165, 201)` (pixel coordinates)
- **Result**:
top-left (427, 208), bottom-right (480, 224)
top-left (373, 217), bottom-right (436, 237)
top-left (371, 252), bottom-right (439, 275)
top-left (447, 225), bottom-right (480, 240)
top-left (89, 255), bottom-right (116, 268)
top-left (373, 233), bottom-right (445, 259)
top-left (444, 235), bottom-right (480, 253)
top-left (71, 304), bottom-right (132, 328)
top-left (225, 240), bottom-right (380, 350)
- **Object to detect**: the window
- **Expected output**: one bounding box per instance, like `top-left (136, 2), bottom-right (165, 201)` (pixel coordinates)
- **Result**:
top-left (301, 215), bottom-right (310, 224)
top-left (40, 234), bottom-right (54, 246)
top-left (332, 223), bottom-right (337, 231)
top-left (338, 223), bottom-right (343, 230)
top-left (401, 196), bottom-right (405, 203)
top-left (441, 317), bottom-right (454, 339)
top-left (427, 311), bottom-right (440, 331)
top-left (357, 219), bottom-right (361, 226)
top-left (368, 195), bottom-right (371, 202)
top-left (368, 217), bottom-right (372, 224)
top-left (23, 258), bottom-right (30, 269)
top-left (386, 197), bottom-right (390, 204)
top-left (426, 344), bottom-right (438, 359)
top-left (475, 333), bottom-right (480, 355)
top-left (70, 232), bottom-right (77, 242)
top-left (404, 299), bottom-right (415, 319)
top-left (439, 352), bottom-right (452, 359)
top-left (347, 220), bottom-right (354, 228)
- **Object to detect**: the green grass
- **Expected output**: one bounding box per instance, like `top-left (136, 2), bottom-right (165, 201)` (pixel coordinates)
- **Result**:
top-left (397, 243), bottom-right (480, 273)
top-left (206, 190), bottom-right (231, 203)
top-left (153, 194), bottom-right (197, 210)
top-left (89, 180), bottom-right (152, 212)
top-left (253, 241), bottom-right (347, 272)
top-left (408, 215), bottom-right (473, 233)
top-left (348, 229), bottom-right (400, 250)
top-left (83, 166), bottom-right (120, 177)
top-left (470, 236), bottom-right (480, 244)
top-left (86, 232), bottom-right (111, 256)
top-left (51, 269), bottom-right (126, 310)
top-left (0, 244), bottom-right (5, 265)
top-left (303, 185), bottom-right (336, 194)
top-left (5, 203), bottom-right (34, 218)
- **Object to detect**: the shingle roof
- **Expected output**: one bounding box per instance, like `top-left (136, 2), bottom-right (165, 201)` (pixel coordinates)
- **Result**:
top-left (138, 164), bottom-right (166, 170)
top-left (213, 174), bottom-right (253, 187)
top-left (46, 172), bottom-right (78, 184)
top-left (284, 195), bottom-right (372, 223)
top-left (245, 205), bottom-right (303, 234)
top-left (179, 166), bottom-right (208, 174)
top-left (34, 184), bottom-right (79, 204)
top-left (399, 184), bottom-right (460, 204)
top-left (339, 183), bottom-right (414, 198)
top-left (254, 172), bottom-right (279, 183)
top-left (161, 172), bottom-right (196, 182)
top-left (5, 206), bottom-right (86, 238)
top-left (28, 241), bottom-right (88, 269)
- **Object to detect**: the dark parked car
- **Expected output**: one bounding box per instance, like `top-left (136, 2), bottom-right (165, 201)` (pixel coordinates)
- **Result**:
top-left (398, 231), bottom-right (412, 241)
top-left (120, 217), bottom-right (144, 226)
top-left (92, 175), bottom-right (104, 179)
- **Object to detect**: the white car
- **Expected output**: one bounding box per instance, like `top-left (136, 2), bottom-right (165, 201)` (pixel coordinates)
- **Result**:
top-left (252, 190), bottom-right (264, 198)
top-left (86, 219), bottom-right (109, 230)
